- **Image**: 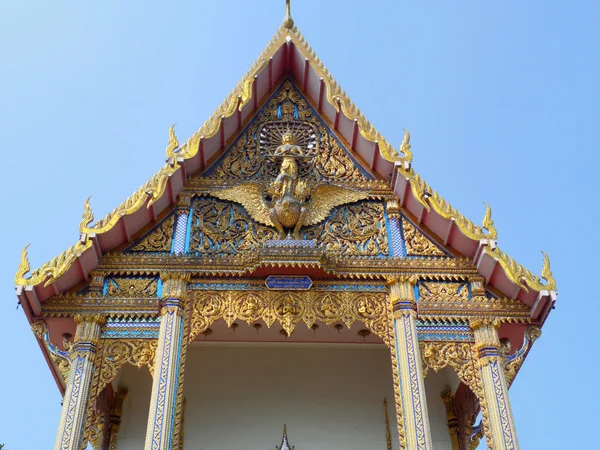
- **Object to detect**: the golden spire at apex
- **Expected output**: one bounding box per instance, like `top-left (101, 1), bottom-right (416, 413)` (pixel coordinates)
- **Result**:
top-left (283, 0), bottom-right (294, 29)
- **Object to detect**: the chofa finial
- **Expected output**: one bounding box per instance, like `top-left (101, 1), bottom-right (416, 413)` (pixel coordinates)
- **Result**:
top-left (482, 202), bottom-right (497, 240)
top-left (15, 244), bottom-right (31, 285)
top-left (541, 251), bottom-right (556, 291)
top-left (79, 196), bottom-right (95, 233)
top-left (283, 0), bottom-right (294, 29)
top-left (166, 124), bottom-right (180, 158)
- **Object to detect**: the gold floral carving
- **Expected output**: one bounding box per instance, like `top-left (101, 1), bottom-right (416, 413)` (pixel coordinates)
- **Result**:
top-left (189, 197), bottom-right (389, 258)
top-left (420, 342), bottom-right (477, 390)
top-left (105, 278), bottom-right (158, 298)
top-left (206, 80), bottom-right (371, 185)
top-left (129, 215), bottom-right (175, 253)
top-left (402, 219), bottom-right (445, 257)
top-left (419, 341), bottom-right (493, 449)
top-left (31, 320), bottom-right (70, 382)
top-left (303, 202), bottom-right (389, 256)
top-left (97, 339), bottom-right (157, 392)
top-left (504, 326), bottom-right (541, 385)
top-left (189, 200), bottom-right (276, 256)
top-left (83, 338), bottom-right (158, 446)
top-left (418, 282), bottom-right (470, 303)
top-left (189, 290), bottom-right (391, 344)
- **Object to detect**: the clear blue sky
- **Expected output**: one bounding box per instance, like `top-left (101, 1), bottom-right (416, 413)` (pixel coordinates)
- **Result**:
top-left (0, 1), bottom-right (597, 448)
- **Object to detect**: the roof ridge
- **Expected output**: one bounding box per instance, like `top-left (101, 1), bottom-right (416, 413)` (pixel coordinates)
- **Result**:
top-left (15, 23), bottom-right (556, 295)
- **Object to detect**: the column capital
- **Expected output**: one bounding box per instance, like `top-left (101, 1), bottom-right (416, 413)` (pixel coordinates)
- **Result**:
top-left (388, 275), bottom-right (418, 314)
top-left (73, 314), bottom-right (105, 350)
top-left (470, 317), bottom-right (501, 332)
top-left (160, 272), bottom-right (190, 315)
top-left (470, 318), bottom-right (502, 363)
top-left (160, 272), bottom-right (190, 298)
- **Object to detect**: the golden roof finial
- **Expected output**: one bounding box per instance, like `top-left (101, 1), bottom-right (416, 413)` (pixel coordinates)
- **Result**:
top-left (15, 244), bottom-right (31, 284)
top-left (482, 202), bottom-right (497, 239)
top-left (400, 128), bottom-right (412, 162)
top-left (166, 124), bottom-right (180, 158)
top-left (283, 0), bottom-right (294, 29)
top-left (79, 196), bottom-right (94, 233)
top-left (541, 251), bottom-right (556, 290)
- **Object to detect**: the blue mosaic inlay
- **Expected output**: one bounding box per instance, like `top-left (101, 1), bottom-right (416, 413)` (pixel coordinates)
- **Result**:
top-left (172, 212), bottom-right (189, 255)
top-left (389, 217), bottom-right (406, 258)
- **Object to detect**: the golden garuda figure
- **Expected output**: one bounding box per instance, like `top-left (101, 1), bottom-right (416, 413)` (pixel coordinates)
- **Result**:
top-left (210, 121), bottom-right (368, 239)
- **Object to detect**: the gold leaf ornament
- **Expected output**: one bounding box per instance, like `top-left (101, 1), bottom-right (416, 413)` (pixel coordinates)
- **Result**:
top-left (79, 196), bottom-right (95, 233)
top-left (166, 124), bottom-right (180, 160)
top-left (15, 244), bottom-right (31, 284)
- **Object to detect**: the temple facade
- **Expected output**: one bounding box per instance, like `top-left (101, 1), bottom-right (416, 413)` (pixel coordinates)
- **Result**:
top-left (15, 5), bottom-right (556, 450)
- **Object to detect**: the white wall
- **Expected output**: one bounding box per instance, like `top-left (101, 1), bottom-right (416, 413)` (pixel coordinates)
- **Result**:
top-left (424, 366), bottom-right (460, 450)
top-left (184, 343), bottom-right (398, 450)
top-left (114, 343), bottom-right (457, 450)
top-left (113, 363), bottom-right (152, 450)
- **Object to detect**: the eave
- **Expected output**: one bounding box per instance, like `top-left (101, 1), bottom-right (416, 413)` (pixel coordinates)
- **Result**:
top-left (15, 23), bottom-right (557, 325)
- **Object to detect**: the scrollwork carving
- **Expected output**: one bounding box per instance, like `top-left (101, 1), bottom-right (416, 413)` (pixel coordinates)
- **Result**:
top-left (206, 80), bottom-right (369, 185)
top-left (105, 277), bottom-right (158, 298)
top-left (98, 339), bottom-right (157, 394)
top-left (129, 215), bottom-right (175, 253)
top-left (189, 198), bottom-right (389, 258)
top-left (402, 218), bottom-right (445, 257)
top-left (303, 202), bottom-right (389, 257)
top-left (189, 290), bottom-right (391, 345)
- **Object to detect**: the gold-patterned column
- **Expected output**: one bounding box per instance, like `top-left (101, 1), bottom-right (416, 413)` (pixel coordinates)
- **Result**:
top-left (107, 385), bottom-right (128, 450)
top-left (471, 318), bottom-right (519, 450)
top-left (389, 277), bottom-right (433, 450)
top-left (144, 273), bottom-right (189, 450)
top-left (54, 314), bottom-right (105, 450)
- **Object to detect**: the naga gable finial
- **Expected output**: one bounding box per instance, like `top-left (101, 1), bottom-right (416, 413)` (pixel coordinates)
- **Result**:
top-left (541, 251), bottom-right (556, 291)
top-left (166, 124), bottom-right (180, 159)
top-left (400, 128), bottom-right (413, 162)
top-left (79, 196), bottom-right (94, 233)
top-left (15, 244), bottom-right (31, 285)
top-left (283, 0), bottom-right (294, 29)
top-left (482, 202), bottom-right (497, 240)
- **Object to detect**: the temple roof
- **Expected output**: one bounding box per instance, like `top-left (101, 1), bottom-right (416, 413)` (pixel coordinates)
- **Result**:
top-left (14, 15), bottom-right (556, 323)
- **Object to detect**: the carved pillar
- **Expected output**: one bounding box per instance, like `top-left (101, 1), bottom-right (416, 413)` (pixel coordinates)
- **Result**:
top-left (144, 273), bottom-right (189, 450)
top-left (440, 387), bottom-right (460, 450)
top-left (471, 318), bottom-right (519, 450)
top-left (389, 277), bottom-right (433, 450)
top-left (107, 385), bottom-right (128, 450)
top-left (54, 314), bottom-right (105, 450)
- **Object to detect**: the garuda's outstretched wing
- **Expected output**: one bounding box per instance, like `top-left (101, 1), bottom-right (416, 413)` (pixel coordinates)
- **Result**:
top-left (209, 183), bottom-right (273, 226)
top-left (303, 185), bottom-right (369, 226)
